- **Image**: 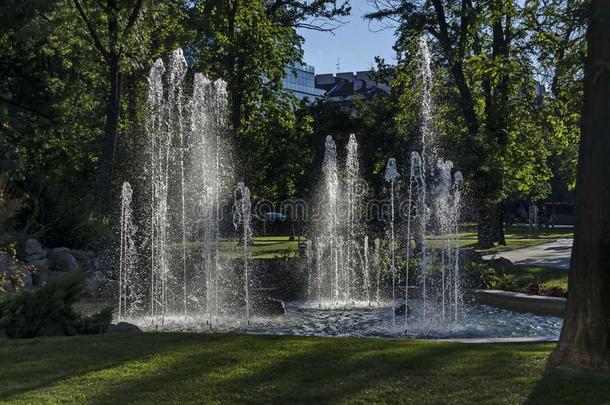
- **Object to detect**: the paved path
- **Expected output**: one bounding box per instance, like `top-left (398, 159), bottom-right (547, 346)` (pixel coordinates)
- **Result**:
top-left (483, 238), bottom-right (573, 269)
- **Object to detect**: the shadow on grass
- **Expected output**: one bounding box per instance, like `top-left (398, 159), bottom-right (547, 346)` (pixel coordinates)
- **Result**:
top-left (524, 364), bottom-right (610, 404)
top-left (0, 333), bottom-right (236, 401)
top-left (86, 338), bottom-right (553, 404)
top-left (4, 334), bottom-right (610, 404)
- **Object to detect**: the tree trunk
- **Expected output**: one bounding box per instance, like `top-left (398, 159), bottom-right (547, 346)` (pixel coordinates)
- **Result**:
top-left (549, 0), bottom-right (610, 367)
top-left (96, 56), bottom-right (122, 216)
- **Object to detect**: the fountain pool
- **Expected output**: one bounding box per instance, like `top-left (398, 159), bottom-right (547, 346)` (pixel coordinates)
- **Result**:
top-left (126, 301), bottom-right (562, 340)
top-left (127, 300), bottom-right (563, 340)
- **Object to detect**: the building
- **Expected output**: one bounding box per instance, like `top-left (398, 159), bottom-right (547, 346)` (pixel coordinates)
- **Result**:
top-left (282, 62), bottom-right (326, 101)
top-left (282, 63), bottom-right (391, 103)
top-left (315, 71), bottom-right (390, 103)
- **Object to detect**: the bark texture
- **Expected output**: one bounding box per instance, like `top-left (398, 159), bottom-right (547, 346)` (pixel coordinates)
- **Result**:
top-left (550, 0), bottom-right (610, 367)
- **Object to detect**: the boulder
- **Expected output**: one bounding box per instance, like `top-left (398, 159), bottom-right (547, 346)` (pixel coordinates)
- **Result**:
top-left (84, 274), bottom-right (101, 296)
top-left (394, 304), bottom-right (412, 316)
top-left (459, 249), bottom-right (483, 265)
top-left (39, 320), bottom-right (66, 337)
top-left (70, 249), bottom-right (95, 267)
top-left (24, 238), bottom-right (44, 257)
top-left (48, 250), bottom-right (79, 273)
top-left (0, 253), bottom-right (9, 273)
top-left (106, 322), bottom-right (142, 334)
top-left (253, 297), bottom-right (286, 316)
top-left (487, 257), bottom-right (514, 272)
top-left (29, 258), bottom-right (49, 273)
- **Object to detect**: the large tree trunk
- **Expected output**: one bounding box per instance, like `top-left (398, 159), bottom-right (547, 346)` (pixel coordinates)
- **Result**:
top-left (96, 56), bottom-right (122, 216)
top-left (549, 0), bottom-right (610, 367)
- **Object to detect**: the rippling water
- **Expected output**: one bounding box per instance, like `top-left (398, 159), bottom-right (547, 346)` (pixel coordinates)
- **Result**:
top-left (127, 300), bottom-right (563, 340)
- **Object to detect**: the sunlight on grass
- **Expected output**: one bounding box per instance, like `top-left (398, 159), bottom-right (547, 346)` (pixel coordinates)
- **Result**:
top-left (1, 334), bottom-right (609, 404)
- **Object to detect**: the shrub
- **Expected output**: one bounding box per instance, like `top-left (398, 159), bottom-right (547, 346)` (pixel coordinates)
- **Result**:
top-left (527, 282), bottom-right (568, 298)
top-left (0, 271), bottom-right (112, 338)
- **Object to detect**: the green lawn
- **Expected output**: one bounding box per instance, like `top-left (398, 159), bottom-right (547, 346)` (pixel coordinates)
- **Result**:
top-left (1, 333), bottom-right (608, 404)
top-left (458, 224), bottom-right (574, 240)
top-left (506, 265), bottom-right (569, 291)
top-left (179, 236), bottom-right (301, 260)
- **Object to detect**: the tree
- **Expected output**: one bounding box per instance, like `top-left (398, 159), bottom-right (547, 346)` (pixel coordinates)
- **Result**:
top-left (366, 0), bottom-right (530, 247)
top-left (70, 0), bottom-right (145, 215)
top-left (188, 0), bottom-right (348, 192)
top-left (549, 0), bottom-right (610, 367)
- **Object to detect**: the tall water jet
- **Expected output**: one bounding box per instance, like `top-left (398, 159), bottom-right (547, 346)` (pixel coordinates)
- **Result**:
top-left (374, 238), bottom-right (381, 305)
top-left (122, 48), bottom-right (232, 323)
top-left (305, 240), bottom-right (313, 300)
top-left (119, 182), bottom-right (138, 318)
top-left (189, 74), bottom-right (230, 320)
top-left (319, 135), bottom-right (340, 303)
top-left (309, 135), bottom-right (369, 305)
top-left (363, 235), bottom-right (370, 303)
top-left (146, 56), bottom-right (169, 320)
top-left (451, 171), bottom-right (464, 321)
top-left (384, 158), bottom-right (400, 323)
top-left (345, 134), bottom-right (361, 300)
top-left (234, 182), bottom-right (253, 323)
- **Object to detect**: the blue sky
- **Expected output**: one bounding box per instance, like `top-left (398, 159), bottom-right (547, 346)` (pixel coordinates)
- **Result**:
top-left (297, 0), bottom-right (397, 74)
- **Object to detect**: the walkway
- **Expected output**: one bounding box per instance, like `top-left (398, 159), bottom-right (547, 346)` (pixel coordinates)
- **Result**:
top-left (483, 238), bottom-right (573, 269)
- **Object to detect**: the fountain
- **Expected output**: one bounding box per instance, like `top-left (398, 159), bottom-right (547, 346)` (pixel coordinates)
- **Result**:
top-left (113, 45), bottom-right (563, 341)
top-left (118, 48), bottom-right (236, 323)
top-left (308, 134), bottom-right (369, 306)
top-left (233, 182), bottom-right (253, 323)
top-left (118, 182), bottom-right (138, 319)
top-left (384, 158), bottom-right (400, 323)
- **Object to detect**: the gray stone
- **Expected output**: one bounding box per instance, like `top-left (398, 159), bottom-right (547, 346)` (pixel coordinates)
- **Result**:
top-left (486, 257), bottom-right (514, 272)
top-left (24, 238), bottom-right (43, 256)
top-left (87, 258), bottom-right (100, 272)
top-left (39, 320), bottom-right (66, 337)
top-left (106, 322), bottom-right (142, 334)
top-left (70, 249), bottom-right (95, 266)
top-left (29, 258), bottom-right (49, 273)
top-left (0, 253), bottom-right (9, 273)
top-left (48, 251), bottom-right (79, 273)
top-left (22, 272), bottom-right (34, 287)
top-left (84, 275), bottom-right (100, 296)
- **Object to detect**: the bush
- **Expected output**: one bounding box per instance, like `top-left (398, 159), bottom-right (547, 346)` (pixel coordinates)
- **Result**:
top-left (527, 282), bottom-right (568, 298)
top-left (0, 271), bottom-right (112, 338)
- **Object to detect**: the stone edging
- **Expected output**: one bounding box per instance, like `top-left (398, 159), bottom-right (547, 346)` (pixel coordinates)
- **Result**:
top-left (476, 289), bottom-right (566, 317)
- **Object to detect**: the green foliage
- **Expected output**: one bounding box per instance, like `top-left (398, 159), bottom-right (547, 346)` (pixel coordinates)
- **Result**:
top-left (0, 271), bottom-right (112, 338)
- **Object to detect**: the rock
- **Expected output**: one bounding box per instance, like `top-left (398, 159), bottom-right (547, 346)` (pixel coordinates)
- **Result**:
top-left (106, 322), bottom-right (142, 334)
top-left (48, 250), bottom-right (79, 273)
top-left (70, 249), bottom-right (95, 266)
top-left (394, 304), bottom-right (412, 316)
top-left (31, 270), bottom-right (47, 286)
top-left (459, 249), bottom-right (483, 265)
top-left (253, 297), bottom-right (286, 316)
top-left (0, 329), bottom-right (7, 340)
top-left (22, 272), bottom-right (34, 287)
top-left (39, 320), bottom-right (66, 337)
top-left (29, 258), bottom-right (49, 273)
top-left (0, 253), bottom-right (9, 273)
top-left (24, 238), bottom-right (43, 257)
top-left (487, 257), bottom-right (514, 272)
top-left (84, 274), bottom-right (101, 296)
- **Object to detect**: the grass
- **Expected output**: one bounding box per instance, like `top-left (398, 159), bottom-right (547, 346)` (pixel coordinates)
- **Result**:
top-left (1, 333), bottom-right (609, 404)
top-left (473, 239), bottom-right (553, 255)
top-left (458, 224), bottom-right (574, 240)
top-left (179, 236), bottom-right (301, 260)
top-left (506, 265), bottom-right (569, 291)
